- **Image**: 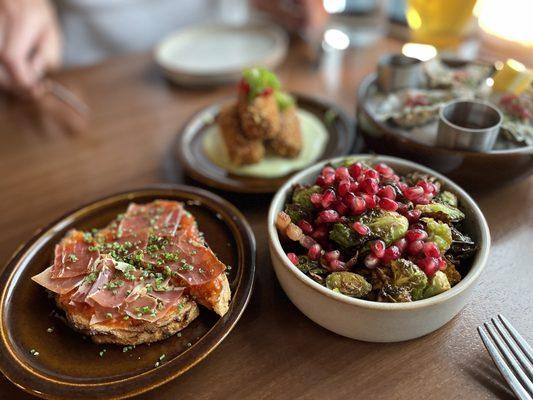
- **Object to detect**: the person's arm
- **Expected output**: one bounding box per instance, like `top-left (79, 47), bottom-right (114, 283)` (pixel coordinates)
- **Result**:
top-left (252, 0), bottom-right (328, 32)
top-left (0, 0), bottom-right (62, 95)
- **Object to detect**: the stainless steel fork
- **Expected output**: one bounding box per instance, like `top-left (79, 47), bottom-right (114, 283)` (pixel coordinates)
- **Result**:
top-left (478, 315), bottom-right (533, 400)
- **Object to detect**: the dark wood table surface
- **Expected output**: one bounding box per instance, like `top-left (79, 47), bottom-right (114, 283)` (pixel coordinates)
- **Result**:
top-left (0, 38), bottom-right (531, 400)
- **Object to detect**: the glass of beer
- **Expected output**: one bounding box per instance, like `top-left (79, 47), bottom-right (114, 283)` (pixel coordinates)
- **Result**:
top-left (406, 0), bottom-right (478, 49)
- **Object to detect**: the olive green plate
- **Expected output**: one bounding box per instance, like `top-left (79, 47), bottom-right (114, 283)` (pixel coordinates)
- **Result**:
top-left (175, 94), bottom-right (356, 193)
top-left (0, 186), bottom-right (256, 399)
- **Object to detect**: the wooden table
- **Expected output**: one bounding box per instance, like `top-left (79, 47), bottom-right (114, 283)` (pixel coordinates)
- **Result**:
top-left (0, 38), bottom-right (531, 400)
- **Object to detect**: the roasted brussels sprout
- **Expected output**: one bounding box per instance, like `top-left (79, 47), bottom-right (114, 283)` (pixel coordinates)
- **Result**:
top-left (378, 284), bottom-right (412, 302)
top-left (416, 202), bottom-right (465, 223)
top-left (435, 190), bottom-right (458, 207)
top-left (422, 217), bottom-right (452, 253)
top-left (291, 185), bottom-right (322, 209)
top-left (329, 223), bottom-right (367, 249)
top-left (404, 172), bottom-right (441, 188)
top-left (423, 271), bottom-right (451, 298)
top-left (448, 226), bottom-right (477, 259)
top-left (365, 211), bottom-right (409, 245)
top-left (283, 204), bottom-right (311, 223)
top-left (390, 259), bottom-right (428, 300)
top-left (443, 261), bottom-right (462, 286)
top-left (297, 256), bottom-right (329, 284)
top-left (326, 272), bottom-right (372, 298)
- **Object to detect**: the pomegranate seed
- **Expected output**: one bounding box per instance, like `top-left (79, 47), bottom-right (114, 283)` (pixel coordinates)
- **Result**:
top-left (362, 193), bottom-right (377, 209)
top-left (312, 225), bottom-right (329, 241)
top-left (329, 259), bottom-right (346, 272)
top-left (324, 250), bottom-right (340, 263)
top-left (377, 185), bottom-right (396, 200)
top-left (416, 180), bottom-right (436, 195)
top-left (364, 254), bottom-right (380, 269)
top-left (397, 182), bottom-right (408, 191)
top-left (423, 242), bottom-right (440, 258)
top-left (370, 240), bottom-right (386, 258)
top-left (360, 178), bottom-right (379, 195)
top-left (335, 166), bottom-right (350, 181)
top-left (374, 163), bottom-right (394, 177)
top-left (316, 175), bottom-right (326, 187)
top-left (406, 209), bottom-right (422, 223)
top-left (322, 166), bottom-right (335, 176)
top-left (297, 220), bottom-right (313, 235)
top-left (403, 186), bottom-right (424, 201)
top-left (349, 181), bottom-right (359, 192)
top-left (349, 196), bottom-right (366, 214)
top-left (394, 238), bottom-right (407, 252)
top-left (418, 256), bottom-right (439, 276)
top-left (310, 193), bottom-right (322, 207)
top-left (405, 228), bottom-right (428, 242)
top-left (397, 202), bottom-right (409, 215)
top-left (299, 235), bottom-right (316, 249)
top-left (379, 198), bottom-right (398, 211)
top-left (342, 191), bottom-right (356, 205)
top-left (321, 189), bottom-right (336, 208)
top-left (334, 201), bottom-right (349, 215)
top-left (364, 169), bottom-right (380, 180)
top-left (308, 244), bottom-right (322, 260)
top-left (411, 222), bottom-right (424, 230)
top-left (407, 240), bottom-right (424, 256)
top-left (338, 179), bottom-right (351, 196)
top-left (389, 174), bottom-right (400, 183)
top-left (323, 174), bottom-right (335, 186)
top-left (352, 221), bottom-right (369, 235)
top-left (382, 245), bottom-right (401, 263)
top-left (416, 194), bottom-right (432, 205)
top-left (438, 258), bottom-right (447, 271)
top-left (348, 162), bottom-right (364, 178)
top-left (287, 253), bottom-right (299, 265)
top-left (318, 209), bottom-right (339, 223)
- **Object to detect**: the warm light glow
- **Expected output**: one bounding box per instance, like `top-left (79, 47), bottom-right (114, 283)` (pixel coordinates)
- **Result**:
top-left (323, 0), bottom-right (346, 14)
top-left (401, 42), bottom-right (437, 61)
top-left (323, 29), bottom-right (350, 50)
top-left (477, 0), bottom-right (533, 46)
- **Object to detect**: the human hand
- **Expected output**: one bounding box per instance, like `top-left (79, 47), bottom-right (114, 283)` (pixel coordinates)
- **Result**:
top-left (0, 0), bottom-right (62, 95)
top-left (252, 0), bottom-right (328, 32)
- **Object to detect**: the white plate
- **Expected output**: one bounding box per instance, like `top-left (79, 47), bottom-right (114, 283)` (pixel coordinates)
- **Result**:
top-left (155, 21), bottom-right (288, 86)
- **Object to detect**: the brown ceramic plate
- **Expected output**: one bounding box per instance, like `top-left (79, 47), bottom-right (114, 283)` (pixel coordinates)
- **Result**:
top-left (356, 60), bottom-right (533, 192)
top-left (175, 94), bottom-right (356, 193)
top-left (0, 186), bottom-right (255, 399)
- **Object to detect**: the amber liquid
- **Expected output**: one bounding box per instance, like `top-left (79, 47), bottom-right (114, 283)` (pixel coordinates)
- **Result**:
top-left (406, 0), bottom-right (478, 49)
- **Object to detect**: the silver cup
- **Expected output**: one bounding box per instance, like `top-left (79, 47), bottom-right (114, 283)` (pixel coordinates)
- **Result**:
top-left (377, 54), bottom-right (424, 92)
top-left (436, 100), bottom-right (502, 152)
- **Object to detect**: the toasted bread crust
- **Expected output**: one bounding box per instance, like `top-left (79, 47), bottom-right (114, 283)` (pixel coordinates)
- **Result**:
top-left (56, 296), bottom-right (200, 345)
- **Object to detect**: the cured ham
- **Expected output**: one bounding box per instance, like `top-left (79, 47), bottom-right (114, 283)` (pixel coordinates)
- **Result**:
top-left (31, 200), bottom-right (231, 344)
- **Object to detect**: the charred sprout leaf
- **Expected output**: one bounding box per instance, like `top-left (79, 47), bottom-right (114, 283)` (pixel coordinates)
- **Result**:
top-left (365, 211), bottom-right (409, 245)
top-left (422, 271), bottom-right (451, 298)
top-left (326, 272), bottom-right (372, 298)
top-left (448, 226), bottom-right (477, 259)
top-left (291, 185), bottom-right (322, 210)
top-left (422, 217), bottom-right (452, 253)
top-left (416, 202), bottom-right (465, 223)
top-left (389, 259), bottom-right (428, 300)
top-left (378, 285), bottom-right (412, 302)
top-left (443, 261), bottom-right (462, 286)
top-left (435, 190), bottom-right (458, 207)
top-left (283, 204), bottom-right (310, 223)
top-left (404, 172), bottom-right (441, 187)
top-left (329, 223), bottom-right (366, 249)
top-left (297, 256), bottom-right (328, 284)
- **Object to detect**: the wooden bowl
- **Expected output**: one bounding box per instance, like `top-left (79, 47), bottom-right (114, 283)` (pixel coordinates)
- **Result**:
top-left (0, 186), bottom-right (256, 399)
top-left (175, 94), bottom-right (356, 193)
top-left (356, 73), bottom-right (533, 193)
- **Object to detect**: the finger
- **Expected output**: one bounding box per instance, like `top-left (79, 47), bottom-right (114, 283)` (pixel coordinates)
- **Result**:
top-left (0, 14), bottom-right (43, 89)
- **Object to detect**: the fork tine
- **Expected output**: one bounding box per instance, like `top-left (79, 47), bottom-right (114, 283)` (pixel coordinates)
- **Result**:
top-left (493, 317), bottom-right (533, 380)
top-left (478, 326), bottom-right (532, 400)
top-left (484, 322), bottom-right (533, 396)
top-left (499, 315), bottom-right (533, 364)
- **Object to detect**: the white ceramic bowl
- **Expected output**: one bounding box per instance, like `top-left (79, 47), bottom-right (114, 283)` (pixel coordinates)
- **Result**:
top-left (268, 155), bottom-right (490, 342)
